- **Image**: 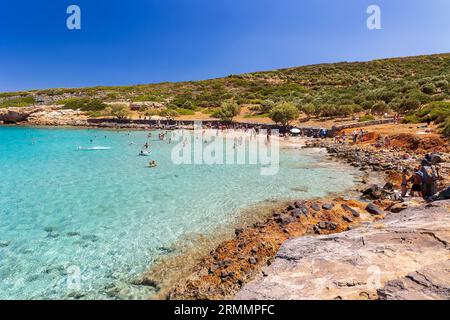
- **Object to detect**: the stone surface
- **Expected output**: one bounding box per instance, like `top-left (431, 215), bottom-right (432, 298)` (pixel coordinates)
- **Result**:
top-left (236, 200), bottom-right (450, 300)
top-left (365, 203), bottom-right (384, 215)
top-left (341, 204), bottom-right (360, 217)
top-left (377, 261), bottom-right (450, 300)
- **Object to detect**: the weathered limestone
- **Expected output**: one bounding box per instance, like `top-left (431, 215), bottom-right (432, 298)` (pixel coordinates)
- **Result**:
top-left (236, 200), bottom-right (450, 300)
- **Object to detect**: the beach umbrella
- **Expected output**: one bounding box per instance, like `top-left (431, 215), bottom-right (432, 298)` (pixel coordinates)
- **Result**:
top-left (290, 128), bottom-right (301, 134)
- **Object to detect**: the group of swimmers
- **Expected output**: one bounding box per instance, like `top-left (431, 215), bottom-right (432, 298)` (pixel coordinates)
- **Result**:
top-left (139, 131), bottom-right (173, 168)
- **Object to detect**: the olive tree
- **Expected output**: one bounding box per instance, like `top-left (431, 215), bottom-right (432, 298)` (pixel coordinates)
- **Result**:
top-left (159, 108), bottom-right (179, 120)
top-left (213, 100), bottom-right (241, 122)
top-left (106, 103), bottom-right (131, 119)
top-left (269, 101), bottom-right (299, 127)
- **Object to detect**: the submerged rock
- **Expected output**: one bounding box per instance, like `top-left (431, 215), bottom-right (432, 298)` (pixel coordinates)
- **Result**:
top-left (47, 232), bottom-right (60, 238)
top-left (81, 234), bottom-right (100, 242)
top-left (132, 277), bottom-right (160, 291)
top-left (0, 240), bottom-right (11, 247)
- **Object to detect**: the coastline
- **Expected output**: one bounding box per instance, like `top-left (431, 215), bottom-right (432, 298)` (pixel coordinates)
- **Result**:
top-left (2, 122), bottom-right (448, 300)
top-left (132, 140), bottom-right (387, 300)
top-left (0, 124), bottom-right (364, 300)
top-left (127, 135), bottom-right (369, 299)
top-left (148, 136), bottom-right (449, 300)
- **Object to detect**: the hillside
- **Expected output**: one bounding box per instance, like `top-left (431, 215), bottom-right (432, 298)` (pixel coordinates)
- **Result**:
top-left (1, 53), bottom-right (450, 134)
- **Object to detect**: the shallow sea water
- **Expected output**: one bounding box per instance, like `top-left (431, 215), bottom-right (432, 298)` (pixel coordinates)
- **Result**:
top-left (0, 126), bottom-right (358, 299)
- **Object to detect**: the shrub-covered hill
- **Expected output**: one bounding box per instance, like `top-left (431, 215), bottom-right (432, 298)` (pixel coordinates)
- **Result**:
top-left (1, 53), bottom-right (449, 119)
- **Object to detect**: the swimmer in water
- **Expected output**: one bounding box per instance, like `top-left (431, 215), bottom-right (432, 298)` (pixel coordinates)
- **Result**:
top-left (149, 160), bottom-right (157, 168)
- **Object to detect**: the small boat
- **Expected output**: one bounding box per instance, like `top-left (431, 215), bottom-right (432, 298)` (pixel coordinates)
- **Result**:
top-left (77, 146), bottom-right (112, 151)
top-left (138, 151), bottom-right (152, 156)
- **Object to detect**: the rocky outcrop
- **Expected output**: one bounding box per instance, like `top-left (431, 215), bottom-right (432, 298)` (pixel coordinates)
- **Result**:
top-left (0, 105), bottom-right (90, 126)
top-left (27, 108), bottom-right (88, 126)
top-left (377, 261), bottom-right (450, 300)
top-left (163, 199), bottom-right (371, 300)
top-left (0, 107), bottom-right (36, 123)
top-left (235, 200), bottom-right (450, 300)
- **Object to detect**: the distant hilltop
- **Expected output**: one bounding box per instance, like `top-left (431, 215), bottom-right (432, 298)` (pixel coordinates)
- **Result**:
top-left (0, 53), bottom-right (449, 136)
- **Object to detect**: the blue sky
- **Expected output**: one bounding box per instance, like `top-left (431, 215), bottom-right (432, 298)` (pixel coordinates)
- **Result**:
top-left (1, 0), bottom-right (450, 92)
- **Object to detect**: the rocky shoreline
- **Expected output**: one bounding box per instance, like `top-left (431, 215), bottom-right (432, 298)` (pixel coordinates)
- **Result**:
top-left (163, 198), bottom-right (385, 300)
top-left (236, 199), bottom-right (450, 300)
top-left (148, 138), bottom-right (449, 300)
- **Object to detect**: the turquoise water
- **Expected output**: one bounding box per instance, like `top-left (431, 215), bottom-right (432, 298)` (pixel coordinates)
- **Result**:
top-left (0, 126), bottom-right (358, 299)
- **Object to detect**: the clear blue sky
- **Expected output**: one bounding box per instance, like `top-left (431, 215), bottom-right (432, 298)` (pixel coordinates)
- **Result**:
top-left (1, 0), bottom-right (449, 92)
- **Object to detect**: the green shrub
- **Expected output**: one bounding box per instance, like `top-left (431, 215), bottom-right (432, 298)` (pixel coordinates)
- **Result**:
top-left (399, 98), bottom-right (421, 113)
top-left (132, 95), bottom-right (164, 102)
top-left (159, 108), bottom-right (179, 120)
top-left (358, 114), bottom-right (375, 122)
top-left (371, 101), bottom-right (390, 115)
top-left (212, 100), bottom-right (241, 122)
top-left (421, 83), bottom-right (436, 94)
top-left (142, 107), bottom-right (160, 118)
top-left (441, 117), bottom-right (450, 137)
top-left (269, 101), bottom-right (298, 126)
top-left (104, 103), bottom-right (131, 119)
top-left (299, 103), bottom-right (316, 117)
top-left (0, 92), bottom-right (30, 99)
top-left (435, 79), bottom-right (449, 90)
top-left (0, 96), bottom-right (36, 108)
top-left (260, 100), bottom-right (276, 114)
top-left (402, 114), bottom-right (422, 124)
top-left (62, 98), bottom-right (108, 111)
top-left (361, 101), bottom-right (374, 110)
top-left (175, 108), bottom-right (196, 116)
top-left (403, 101), bottom-right (450, 125)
